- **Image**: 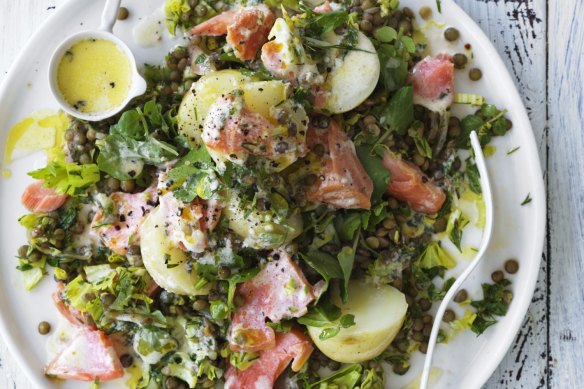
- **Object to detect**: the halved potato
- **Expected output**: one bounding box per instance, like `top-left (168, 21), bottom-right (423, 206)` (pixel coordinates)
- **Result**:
top-left (324, 31), bottom-right (381, 114)
top-left (307, 280), bottom-right (407, 363)
top-left (223, 196), bottom-right (303, 250)
top-left (140, 206), bottom-right (211, 296)
top-left (177, 70), bottom-right (288, 145)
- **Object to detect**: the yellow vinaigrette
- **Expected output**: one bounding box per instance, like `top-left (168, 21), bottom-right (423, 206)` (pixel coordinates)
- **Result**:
top-left (57, 39), bottom-right (131, 113)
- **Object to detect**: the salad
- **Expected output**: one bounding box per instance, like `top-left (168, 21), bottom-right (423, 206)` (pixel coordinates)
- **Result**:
top-left (11, 0), bottom-right (519, 388)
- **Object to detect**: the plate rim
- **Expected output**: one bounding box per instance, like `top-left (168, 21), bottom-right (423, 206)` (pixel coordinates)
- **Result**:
top-left (0, 0), bottom-right (547, 388)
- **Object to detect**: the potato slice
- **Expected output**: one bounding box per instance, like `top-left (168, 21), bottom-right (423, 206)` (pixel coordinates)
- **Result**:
top-left (324, 32), bottom-right (381, 114)
top-left (140, 205), bottom-right (211, 296)
top-left (307, 280), bottom-right (407, 363)
top-left (177, 70), bottom-right (288, 145)
top-left (223, 196), bottom-right (303, 250)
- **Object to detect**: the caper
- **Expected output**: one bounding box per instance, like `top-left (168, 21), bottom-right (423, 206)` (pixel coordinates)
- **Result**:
top-left (434, 217), bottom-right (447, 233)
top-left (444, 27), bottom-right (460, 42)
top-left (106, 177), bottom-right (120, 191)
top-left (422, 314), bottom-right (433, 324)
top-left (18, 245), bottom-right (29, 258)
top-left (189, 0), bottom-right (199, 7)
top-left (443, 309), bottom-right (455, 323)
top-left (419, 298), bottom-right (431, 312)
top-left (363, 115), bottom-right (376, 125)
top-left (195, 4), bottom-right (208, 17)
top-left (365, 236), bottom-right (380, 249)
top-left (38, 321), bottom-right (51, 335)
top-left (360, 19), bottom-right (373, 32)
top-left (101, 293), bottom-right (116, 307)
top-left (117, 7), bottom-right (129, 20)
top-left (234, 294), bottom-right (245, 308)
top-left (206, 37), bottom-right (218, 51)
top-left (86, 128), bottom-right (97, 141)
top-left (165, 377), bottom-right (181, 389)
top-left (170, 70), bottom-right (181, 82)
top-left (491, 270), bottom-right (505, 283)
top-left (275, 141), bottom-right (289, 153)
top-left (419, 6), bottom-right (433, 20)
top-left (121, 180), bottom-right (135, 193)
top-left (192, 299), bottom-right (209, 311)
top-left (74, 130), bottom-right (87, 145)
top-left (382, 217), bottom-right (396, 230)
top-left (399, 19), bottom-right (412, 34)
top-left (469, 67), bottom-right (483, 81)
top-left (53, 228), bottom-right (66, 241)
top-left (393, 362), bottom-right (409, 375)
top-left (28, 250), bottom-right (42, 262)
top-left (79, 153), bottom-right (92, 165)
top-left (218, 266), bottom-right (231, 279)
top-left (65, 129), bottom-right (75, 141)
top-left (419, 342), bottom-right (428, 354)
top-left (505, 259), bottom-right (519, 274)
top-left (453, 53), bottom-right (468, 69)
top-left (177, 58), bottom-right (188, 72)
top-left (454, 289), bottom-right (468, 303)
top-left (120, 353), bottom-right (133, 368)
top-left (412, 318), bottom-right (424, 332)
top-left (412, 331), bottom-right (424, 342)
top-left (366, 123), bottom-right (381, 137)
top-left (312, 143), bottom-right (326, 157)
top-left (403, 7), bottom-right (415, 18)
top-left (378, 237), bottom-right (390, 248)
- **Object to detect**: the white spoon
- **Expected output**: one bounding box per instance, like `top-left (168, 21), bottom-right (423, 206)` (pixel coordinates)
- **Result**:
top-left (419, 130), bottom-right (495, 389)
top-left (48, 0), bottom-right (146, 121)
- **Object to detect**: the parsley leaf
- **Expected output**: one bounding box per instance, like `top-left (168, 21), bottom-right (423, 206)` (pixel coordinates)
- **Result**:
top-left (380, 86), bottom-right (414, 135)
top-left (471, 279), bottom-right (512, 335)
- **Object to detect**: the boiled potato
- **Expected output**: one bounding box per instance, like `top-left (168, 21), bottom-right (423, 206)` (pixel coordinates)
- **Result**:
top-left (223, 197), bottom-right (303, 250)
top-left (140, 205), bottom-right (211, 296)
top-left (307, 280), bottom-right (407, 363)
top-left (177, 70), bottom-right (288, 145)
top-left (324, 31), bottom-right (380, 114)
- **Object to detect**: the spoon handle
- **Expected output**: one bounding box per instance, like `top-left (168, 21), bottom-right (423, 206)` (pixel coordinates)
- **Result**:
top-left (99, 0), bottom-right (122, 32)
top-left (419, 131), bottom-right (495, 389)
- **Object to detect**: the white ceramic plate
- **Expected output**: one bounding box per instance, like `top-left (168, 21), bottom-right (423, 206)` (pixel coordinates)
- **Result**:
top-left (0, 1), bottom-right (545, 388)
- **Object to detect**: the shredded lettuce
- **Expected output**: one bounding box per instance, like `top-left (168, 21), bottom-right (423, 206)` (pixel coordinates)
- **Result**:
top-left (450, 310), bottom-right (477, 331)
top-left (28, 160), bottom-right (100, 196)
top-left (418, 240), bottom-right (456, 270)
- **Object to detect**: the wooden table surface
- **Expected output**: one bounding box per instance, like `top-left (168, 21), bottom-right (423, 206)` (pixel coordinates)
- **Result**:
top-left (0, 0), bottom-right (581, 388)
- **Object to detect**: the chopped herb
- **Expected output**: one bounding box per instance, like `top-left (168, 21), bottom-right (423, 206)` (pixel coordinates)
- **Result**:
top-left (507, 146), bottom-right (520, 155)
top-left (521, 193), bottom-right (532, 206)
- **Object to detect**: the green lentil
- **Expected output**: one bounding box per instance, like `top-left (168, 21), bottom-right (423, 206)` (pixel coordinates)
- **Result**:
top-left (117, 7), bottom-right (129, 20)
top-left (38, 321), bottom-right (51, 335)
top-left (491, 270), bottom-right (505, 283)
top-left (504, 259), bottom-right (519, 274)
top-left (469, 67), bottom-right (483, 81)
top-left (444, 27), bottom-right (460, 42)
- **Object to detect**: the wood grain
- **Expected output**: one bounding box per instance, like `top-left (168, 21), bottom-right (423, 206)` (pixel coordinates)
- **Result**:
top-left (548, 0), bottom-right (584, 388)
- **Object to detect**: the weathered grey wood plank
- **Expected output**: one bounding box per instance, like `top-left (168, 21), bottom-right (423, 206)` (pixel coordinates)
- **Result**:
top-left (548, 0), bottom-right (584, 388)
top-left (452, 1), bottom-right (548, 388)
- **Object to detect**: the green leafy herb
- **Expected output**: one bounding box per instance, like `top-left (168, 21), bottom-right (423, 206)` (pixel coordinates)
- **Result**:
top-left (97, 106), bottom-right (178, 180)
top-left (466, 160), bottom-right (482, 194)
top-left (310, 364), bottom-right (363, 388)
top-left (507, 146), bottom-right (520, 155)
top-left (521, 193), bottom-right (532, 206)
top-left (210, 300), bottom-right (229, 320)
top-left (436, 0), bottom-right (442, 13)
top-left (355, 145), bottom-right (391, 204)
top-left (380, 86), bottom-right (414, 135)
top-left (408, 128), bottom-right (432, 158)
top-left (338, 246), bottom-right (356, 304)
top-left (297, 299), bottom-right (342, 327)
top-left (28, 160), bottom-right (100, 196)
top-left (470, 279), bottom-right (512, 335)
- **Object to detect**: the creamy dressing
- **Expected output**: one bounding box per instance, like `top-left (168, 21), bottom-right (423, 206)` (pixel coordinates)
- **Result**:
top-left (57, 39), bottom-right (132, 113)
top-left (133, 8), bottom-right (166, 48)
